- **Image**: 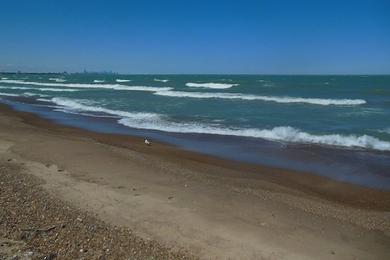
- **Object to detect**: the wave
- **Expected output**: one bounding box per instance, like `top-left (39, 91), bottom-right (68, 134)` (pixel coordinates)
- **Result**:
top-left (0, 80), bottom-right (172, 92)
top-left (93, 80), bottom-right (105, 83)
top-left (36, 98), bottom-right (52, 102)
top-left (46, 97), bottom-right (390, 151)
top-left (23, 92), bottom-right (49, 97)
top-left (378, 128), bottom-right (390, 134)
top-left (118, 120), bottom-right (390, 151)
top-left (116, 79), bottom-right (131, 83)
top-left (0, 85), bottom-right (79, 92)
top-left (0, 92), bottom-right (19, 97)
top-left (1, 77), bottom-right (8, 80)
top-left (154, 79), bottom-right (169, 83)
top-left (154, 90), bottom-right (366, 106)
top-left (50, 97), bottom-right (160, 119)
top-left (185, 82), bottom-right (238, 89)
top-left (49, 78), bottom-right (67, 82)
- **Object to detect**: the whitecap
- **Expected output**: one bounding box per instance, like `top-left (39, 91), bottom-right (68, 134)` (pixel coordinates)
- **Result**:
top-left (47, 97), bottom-right (390, 151)
top-left (185, 82), bottom-right (238, 89)
top-left (0, 92), bottom-right (19, 97)
top-left (37, 98), bottom-right (52, 102)
top-left (49, 78), bottom-right (67, 82)
top-left (116, 79), bottom-right (131, 83)
top-left (118, 120), bottom-right (390, 151)
top-left (0, 85), bottom-right (79, 92)
top-left (0, 80), bottom-right (172, 92)
top-left (50, 97), bottom-right (160, 119)
top-left (154, 79), bottom-right (169, 83)
top-left (154, 90), bottom-right (366, 106)
top-left (93, 80), bottom-right (105, 83)
top-left (378, 128), bottom-right (390, 134)
top-left (23, 92), bottom-right (49, 97)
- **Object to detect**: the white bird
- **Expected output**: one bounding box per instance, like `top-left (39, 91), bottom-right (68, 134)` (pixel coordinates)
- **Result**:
top-left (144, 138), bottom-right (151, 146)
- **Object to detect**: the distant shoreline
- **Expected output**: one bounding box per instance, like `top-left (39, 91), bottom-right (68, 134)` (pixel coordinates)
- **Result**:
top-left (2, 72), bottom-right (390, 76)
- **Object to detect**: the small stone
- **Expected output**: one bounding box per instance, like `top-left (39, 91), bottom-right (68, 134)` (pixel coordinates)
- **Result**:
top-left (43, 253), bottom-right (57, 260)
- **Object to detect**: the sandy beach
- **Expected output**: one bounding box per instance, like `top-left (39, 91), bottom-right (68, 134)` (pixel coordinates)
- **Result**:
top-left (0, 103), bottom-right (389, 259)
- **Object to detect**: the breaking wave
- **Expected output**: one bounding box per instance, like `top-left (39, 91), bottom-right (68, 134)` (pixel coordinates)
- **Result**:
top-left (186, 82), bottom-right (238, 89)
top-left (154, 90), bottom-right (366, 106)
top-left (49, 78), bottom-right (67, 82)
top-left (23, 92), bottom-right (49, 97)
top-left (378, 128), bottom-right (390, 134)
top-left (0, 80), bottom-right (172, 92)
top-left (154, 79), bottom-right (169, 82)
top-left (118, 120), bottom-right (390, 151)
top-left (47, 97), bottom-right (389, 151)
top-left (50, 97), bottom-right (160, 119)
top-left (116, 79), bottom-right (131, 82)
top-left (0, 85), bottom-right (79, 92)
top-left (0, 92), bottom-right (19, 97)
top-left (93, 80), bottom-right (105, 83)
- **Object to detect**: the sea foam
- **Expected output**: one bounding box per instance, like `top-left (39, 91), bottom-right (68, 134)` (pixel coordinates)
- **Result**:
top-left (118, 119), bottom-right (390, 151)
top-left (0, 92), bottom-right (19, 97)
top-left (154, 90), bottom-right (366, 106)
top-left (186, 82), bottom-right (238, 89)
top-left (23, 92), bottom-right (49, 97)
top-left (50, 97), bottom-right (160, 119)
top-left (0, 80), bottom-right (172, 92)
top-left (49, 97), bottom-right (389, 151)
top-left (0, 85), bottom-right (79, 92)
top-left (49, 78), bottom-right (67, 82)
top-left (154, 79), bottom-right (169, 82)
top-left (116, 79), bottom-right (131, 82)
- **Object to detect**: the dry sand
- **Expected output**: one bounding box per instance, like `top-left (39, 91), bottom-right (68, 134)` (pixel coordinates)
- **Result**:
top-left (0, 104), bottom-right (389, 259)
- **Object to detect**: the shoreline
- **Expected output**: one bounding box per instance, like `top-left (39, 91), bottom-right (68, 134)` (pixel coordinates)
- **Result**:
top-left (1, 102), bottom-right (389, 210)
top-left (2, 92), bottom-right (390, 191)
top-left (0, 102), bottom-right (390, 258)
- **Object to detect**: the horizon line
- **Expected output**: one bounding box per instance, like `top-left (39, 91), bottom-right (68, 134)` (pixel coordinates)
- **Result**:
top-left (1, 71), bottom-right (390, 76)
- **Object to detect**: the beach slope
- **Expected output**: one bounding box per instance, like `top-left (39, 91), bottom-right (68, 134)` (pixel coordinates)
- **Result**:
top-left (0, 104), bottom-right (389, 259)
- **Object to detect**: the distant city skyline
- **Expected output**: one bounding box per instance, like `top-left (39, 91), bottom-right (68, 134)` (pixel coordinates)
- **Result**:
top-left (1, 0), bottom-right (389, 74)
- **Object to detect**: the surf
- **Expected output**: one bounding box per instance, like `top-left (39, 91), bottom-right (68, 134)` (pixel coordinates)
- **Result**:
top-left (116, 79), bottom-right (131, 82)
top-left (48, 97), bottom-right (389, 151)
top-left (0, 80), bottom-right (172, 92)
top-left (185, 82), bottom-right (239, 89)
top-left (154, 90), bottom-right (367, 106)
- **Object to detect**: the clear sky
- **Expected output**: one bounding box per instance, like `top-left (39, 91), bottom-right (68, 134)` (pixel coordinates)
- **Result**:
top-left (0, 0), bottom-right (389, 74)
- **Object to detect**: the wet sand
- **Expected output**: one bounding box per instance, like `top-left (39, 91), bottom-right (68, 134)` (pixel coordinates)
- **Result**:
top-left (0, 103), bottom-right (389, 259)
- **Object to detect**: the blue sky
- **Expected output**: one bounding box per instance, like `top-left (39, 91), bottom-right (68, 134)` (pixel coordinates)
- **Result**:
top-left (0, 0), bottom-right (389, 74)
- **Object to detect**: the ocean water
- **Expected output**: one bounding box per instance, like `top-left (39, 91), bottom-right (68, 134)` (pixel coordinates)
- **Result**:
top-left (1, 74), bottom-right (390, 189)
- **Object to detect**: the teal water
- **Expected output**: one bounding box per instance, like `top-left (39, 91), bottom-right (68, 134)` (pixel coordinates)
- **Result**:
top-left (1, 73), bottom-right (390, 148)
top-left (1, 73), bottom-right (390, 189)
